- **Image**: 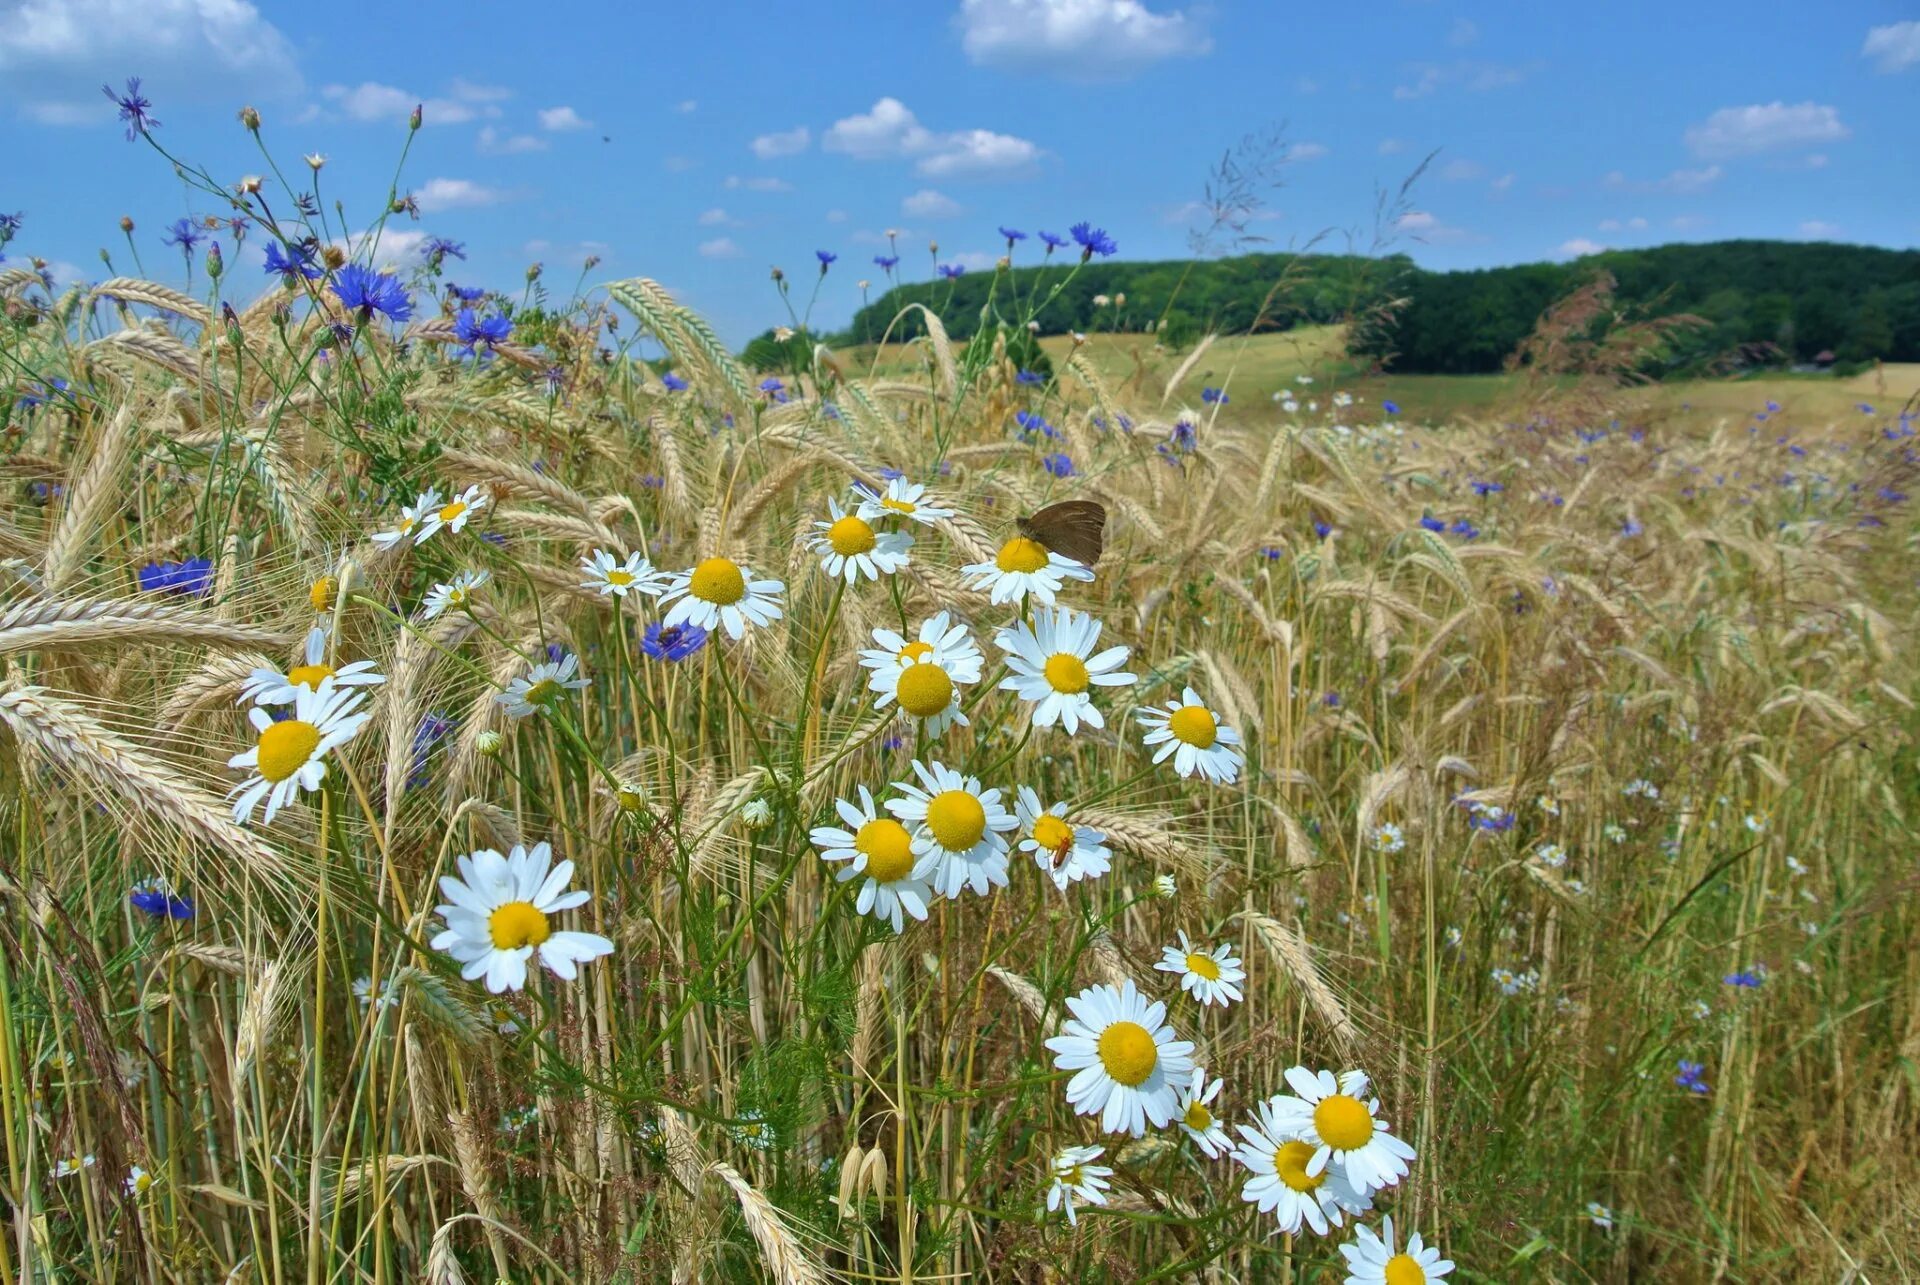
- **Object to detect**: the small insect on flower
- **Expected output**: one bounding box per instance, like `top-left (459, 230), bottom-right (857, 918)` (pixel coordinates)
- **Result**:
top-left (1045, 980), bottom-right (1196, 1137)
top-left (1261, 1067), bottom-right (1416, 1196)
top-left (1045, 1145), bottom-right (1112, 1225)
top-left (1338, 1215), bottom-right (1454, 1285)
top-left (1154, 931), bottom-right (1246, 1007)
top-left (810, 786), bottom-right (935, 933)
top-left (995, 606), bottom-right (1135, 735)
top-left (415, 484), bottom-right (488, 543)
top-left (129, 877), bottom-right (193, 920)
top-left (241, 625), bottom-right (385, 706)
top-left (855, 475), bottom-right (954, 527)
top-left (809, 497), bottom-right (915, 583)
top-left (660, 557), bottom-right (785, 641)
top-left (1233, 1095), bottom-right (1372, 1235)
top-left (1173, 1069), bottom-right (1232, 1159)
top-left (886, 759), bottom-right (1017, 899)
top-left (496, 652), bottom-right (591, 720)
top-left (430, 841), bottom-right (614, 993)
top-left (859, 613), bottom-right (984, 738)
top-left (580, 548), bottom-right (665, 599)
top-left (1015, 786), bottom-right (1111, 891)
top-left (422, 570), bottom-right (489, 620)
top-left (1137, 687), bottom-right (1245, 785)
top-left (228, 677), bottom-right (371, 825)
top-left (372, 488), bottom-right (443, 551)
top-left (640, 622), bottom-right (708, 662)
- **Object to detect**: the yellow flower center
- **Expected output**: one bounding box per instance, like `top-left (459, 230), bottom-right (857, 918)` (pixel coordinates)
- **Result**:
top-left (615, 786), bottom-right (646, 813)
top-left (309, 575), bottom-right (337, 612)
top-left (827, 515), bottom-right (877, 556)
top-left (487, 900), bottom-right (551, 949)
top-left (855, 817), bottom-right (916, 882)
top-left (925, 789), bottom-right (986, 852)
top-left (1183, 1100), bottom-right (1214, 1132)
top-left (1313, 1093), bottom-right (1375, 1151)
top-left (1095, 1020), bottom-right (1158, 1086)
top-left (1031, 813), bottom-right (1074, 854)
top-left (1042, 652), bottom-right (1090, 693)
top-left (605, 568), bottom-right (635, 586)
top-left (995, 537), bottom-right (1051, 574)
top-left (882, 496), bottom-right (917, 514)
top-left (1168, 705), bottom-right (1218, 748)
top-left (690, 557), bottom-right (746, 605)
top-left (1384, 1254), bottom-right (1427, 1285)
top-left (438, 500), bottom-right (468, 523)
top-left (286, 662), bottom-right (334, 689)
top-left (1185, 952), bottom-right (1221, 980)
top-left (1274, 1140), bottom-right (1325, 1192)
top-left (896, 662), bottom-right (953, 717)
top-left (524, 678), bottom-right (562, 707)
top-left (131, 1172), bottom-right (152, 1195)
top-left (896, 640), bottom-right (934, 662)
top-left (256, 719), bottom-right (321, 784)
top-left (397, 516), bottom-right (417, 535)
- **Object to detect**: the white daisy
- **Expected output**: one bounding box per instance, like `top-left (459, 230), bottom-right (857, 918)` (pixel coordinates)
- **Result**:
top-left (660, 557), bottom-right (785, 641)
top-left (353, 975), bottom-right (401, 1010)
top-left (856, 476), bottom-right (953, 527)
top-left (496, 652), bottom-right (591, 720)
top-left (53, 1154), bottom-right (95, 1178)
top-left (1153, 931), bottom-right (1246, 1007)
top-left (1136, 686), bottom-right (1245, 785)
top-left (580, 548), bottom-right (665, 599)
top-left (961, 536), bottom-right (1095, 606)
top-left (809, 497), bottom-right (914, 583)
top-left (1339, 1215), bottom-right (1454, 1285)
top-left (1174, 1069), bottom-right (1232, 1159)
top-left (1014, 786), bottom-right (1111, 891)
top-left (1233, 1095), bottom-right (1372, 1235)
top-left (371, 487), bottom-right (442, 551)
top-left (415, 483), bottom-right (488, 543)
top-left (227, 678), bottom-right (371, 825)
top-left (430, 841), bottom-right (614, 993)
top-left (1264, 1067), bottom-right (1417, 1195)
top-left (1045, 1144), bottom-right (1112, 1226)
top-left (422, 570), bottom-right (488, 620)
top-left (1044, 980), bottom-right (1195, 1137)
top-left (810, 786), bottom-right (935, 933)
top-left (124, 1165), bottom-right (154, 1197)
top-left (995, 607), bottom-right (1135, 734)
top-left (861, 613), bottom-right (983, 737)
top-left (239, 625), bottom-right (385, 707)
top-left (885, 760), bottom-right (1016, 899)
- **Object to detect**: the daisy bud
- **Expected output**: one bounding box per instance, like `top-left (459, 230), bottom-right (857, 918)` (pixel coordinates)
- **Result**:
top-left (236, 175), bottom-right (263, 196)
top-left (1153, 873), bottom-right (1177, 899)
top-left (742, 798), bottom-right (774, 831)
top-left (475, 730), bottom-right (504, 758)
top-left (857, 279), bottom-right (870, 290)
top-left (239, 105), bottom-right (261, 131)
top-left (928, 239), bottom-right (938, 255)
top-left (305, 153), bottom-right (326, 171)
top-left (1114, 293), bottom-right (1126, 307)
top-left (773, 326), bottom-right (795, 343)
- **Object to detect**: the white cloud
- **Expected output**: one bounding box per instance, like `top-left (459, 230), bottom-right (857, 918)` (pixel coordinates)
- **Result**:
top-left (944, 250), bottom-right (1000, 272)
top-left (1439, 158), bottom-right (1484, 181)
top-left (1798, 219), bottom-right (1843, 240)
top-left (903, 189), bottom-right (962, 218)
top-left (823, 97), bottom-right (1041, 178)
top-left (335, 228), bottom-right (428, 271)
top-left (1378, 138), bottom-right (1407, 156)
top-left (538, 105), bottom-right (592, 132)
top-left (524, 238), bottom-right (610, 264)
top-left (1446, 17), bottom-right (1478, 47)
top-left (697, 207), bottom-right (738, 227)
top-left (1394, 210), bottom-right (1476, 244)
top-left (751, 126), bottom-right (811, 158)
top-left (698, 237), bottom-right (743, 259)
top-left (1605, 165), bottom-right (1722, 195)
top-left (1291, 141), bottom-right (1329, 161)
top-left (1598, 216), bottom-right (1649, 233)
top-left (1684, 102), bottom-right (1848, 158)
top-left (415, 178), bottom-right (511, 212)
top-left (1489, 172), bottom-right (1514, 192)
top-left (1863, 21), bottom-right (1920, 73)
top-left (956, 0), bottom-right (1210, 80)
top-left (674, 98), bottom-right (698, 113)
top-left (1558, 238), bottom-right (1607, 258)
top-left (322, 81), bottom-right (506, 127)
top-left (724, 175), bottom-right (793, 192)
top-left (0, 0), bottom-right (302, 101)
top-left (1394, 60), bottom-right (1530, 99)
top-left (478, 125), bottom-right (547, 155)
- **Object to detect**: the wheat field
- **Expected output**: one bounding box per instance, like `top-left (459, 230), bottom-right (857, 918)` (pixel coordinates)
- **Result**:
top-left (1, 125), bottom-right (1917, 1285)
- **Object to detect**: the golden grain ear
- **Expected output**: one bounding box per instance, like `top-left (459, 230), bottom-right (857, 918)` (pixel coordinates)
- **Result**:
top-left (1016, 500), bottom-right (1107, 566)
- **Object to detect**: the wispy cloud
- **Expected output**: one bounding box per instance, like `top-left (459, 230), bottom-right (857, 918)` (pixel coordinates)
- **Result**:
top-left (1604, 165), bottom-right (1722, 195)
top-left (724, 175), bottom-right (793, 193)
top-left (956, 0), bottom-right (1210, 81)
top-left (478, 125), bottom-right (547, 155)
top-left (1557, 237), bottom-right (1607, 258)
top-left (1394, 209), bottom-right (1478, 244)
top-left (0, 0), bottom-right (303, 103)
top-left (1862, 20), bottom-right (1920, 73)
top-left (1597, 216), bottom-right (1648, 232)
top-left (1798, 219), bottom-right (1843, 240)
top-left (1291, 141), bottom-right (1329, 162)
top-left (902, 189), bottom-right (962, 218)
top-left (698, 208), bottom-right (740, 227)
top-left (698, 237), bottom-right (743, 259)
top-left (1684, 102), bottom-right (1847, 158)
top-left (750, 126), bottom-right (811, 159)
top-left (674, 99), bottom-right (698, 113)
top-left (415, 178), bottom-right (514, 212)
top-left (823, 98), bottom-right (1041, 178)
top-left (322, 80), bottom-right (507, 127)
top-left (1393, 60), bottom-right (1533, 100)
top-left (538, 105), bottom-right (592, 132)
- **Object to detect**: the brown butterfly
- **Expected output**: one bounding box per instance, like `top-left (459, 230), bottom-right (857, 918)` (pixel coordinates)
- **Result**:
top-left (1017, 500), bottom-right (1107, 567)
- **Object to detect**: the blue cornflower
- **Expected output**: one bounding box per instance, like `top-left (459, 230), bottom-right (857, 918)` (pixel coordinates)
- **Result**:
top-left (1470, 479), bottom-right (1504, 497)
top-left (1013, 409), bottom-right (1057, 440)
top-left (1313, 519), bottom-right (1332, 539)
top-left (641, 622), bottom-right (708, 662)
top-left (129, 879), bottom-right (193, 920)
top-left (1878, 486), bottom-right (1908, 503)
top-left (1857, 402), bottom-right (1875, 414)
top-left (1722, 968), bottom-right (1765, 989)
top-left (999, 226), bottom-right (1027, 243)
top-left (937, 263), bottom-right (966, 279)
top-left (1620, 517), bottom-right (1644, 537)
top-left (422, 236), bottom-right (467, 265)
top-left (544, 643), bottom-right (570, 664)
top-left (332, 264), bottom-right (413, 323)
top-left (1468, 804), bottom-right (1514, 832)
top-left (262, 240), bottom-right (321, 282)
top-left (661, 372), bottom-right (689, 391)
top-left (1200, 387), bottom-right (1228, 405)
top-left (1038, 230), bottom-right (1069, 252)
top-left (758, 377), bottom-right (788, 404)
top-left (447, 283), bottom-right (486, 303)
top-left (1015, 369), bottom-right (1044, 385)
top-left (16, 378), bottom-right (70, 411)
top-left (1450, 519), bottom-right (1480, 540)
top-left (103, 78), bottom-right (160, 141)
top-left (881, 732), bottom-right (906, 751)
top-left (640, 474), bottom-right (663, 489)
top-left (1259, 546), bottom-right (1284, 561)
top-left (1766, 400), bottom-right (1781, 413)
top-left (1322, 691), bottom-right (1342, 708)
top-left (815, 250), bottom-right (836, 270)
top-left (1168, 418), bottom-right (1196, 453)
top-left (408, 711), bottom-right (454, 790)
top-left (1420, 513), bottom-right (1447, 533)
top-left (880, 466), bottom-right (905, 481)
top-left (873, 254), bottom-right (900, 270)
top-left (1041, 452), bottom-right (1074, 478)
top-left (453, 308), bottom-right (513, 359)
top-left (1382, 400), bottom-right (1400, 415)
top-left (1674, 1060), bottom-right (1710, 1095)
top-left (137, 558), bottom-right (214, 597)
top-left (1069, 222), bottom-right (1118, 259)
top-left (164, 217), bottom-right (204, 260)
top-left (0, 212), bottom-right (21, 244)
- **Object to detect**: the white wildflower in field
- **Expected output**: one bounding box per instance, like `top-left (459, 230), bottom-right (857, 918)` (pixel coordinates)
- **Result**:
top-left (809, 497), bottom-right (914, 582)
top-left (430, 841), bottom-right (613, 993)
top-left (1588, 1201), bottom-right (1614, 1229)
top-left (124, 1165), bottom-right (153, 1197)
top-left (1234, 1097), bottom-right (1372, 1235)
top-left (1173, 1069), bottom-right (1231, 1159)
top-left (228, 677), bottom-right (371, 824)
top-left (580, 548), bottom-right (664, 598)
top-left (961, 535), bottom-right (1094, 605)
top-left (1154, 931), bottom-right (1246, 1007)
top-left (240, 625), bottom-right (384, 706)
top-left (1137, 687), bottom-right (1244, 784)
top-left (810, 787), bottom-right (934, 933)
top-left (1045, 1144), bottom-right (1111, 1225)
top-left (496, 652), bottom-right (590, 720)
top-left (415, 483), bottom-right (487, 542)
top-left (1263, 1067), bottom-right (1416, 1195)
top-left (1045, 980), bottom-right (1195, 1137)
top-left (861, 613), bottom-right (982, 736)
top-left (53, 1155), bottom-right (94, 1178)
top-left (660, 557), bottom-right (785, 640)
top-left (1014, 786), bottom-right (1110, 890)
top-left (1533, 843), bottom-right (1567, 869)
top-left (371, 487), bottom-right (441, 550)
top-left (886, 760), bottom-right (1016, 898)
top-left (995, 606), bottom-right (1134, 734)
top-left (1372, 823), bottom-right (1406, 853)
top-left (422, 570), bottom-right (488, 620)
top-left (855, 476), bottom-right (953, 527)
top-left (1339, 1215), bottom-right (1453, 1285)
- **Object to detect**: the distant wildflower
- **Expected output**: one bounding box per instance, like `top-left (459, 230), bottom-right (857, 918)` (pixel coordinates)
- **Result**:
top-left (408, 711), bottom-right (453, 789)
top-left (103, 78), bottom-right (159, 141)
top-left (1449, 519), bottom-right (1479, 540)
top-left (815, 249), bottom-right (836, 270)
top-left (422, 236), bottom-right (466, 264)
top-left (1587, 1202), bottom-right (1614, 1230)
top-left (1620, 517), bottom-right (1644, 537)
top-left (1419, 513), bottom-right (1447, 533)
top-left (1533, 842), bottom-right (1567, 869)
top-left (1674, 1060), bottom-right (1710, 1095)
top-left (1372, 823), bottom-right (1406, 853)
top-left (999, 225), bottom-right (1027, 244)
top-left (1041, 452), bottom-right (1074, 478)
top-left (1622, 778), bottom-right (1659, 799)
top-left (660, 371), bottom-right (688, 391)
top-left (1491, 966), bottom-right (1538, 996)
top-left (1138, 687), bottom-right (1243, 785)
top-left (332, 264), bottom-right (413, 323)
top-left (1070, 222), bottom-right (1117, 259)
top-left (446, 283), bottom-right (485, 303)
top-left (1175, 1069), bottom-right (1232, 1159)
top-left (1038, 229), bottom-right (1069, 252)
top-left (1382, 400), bottom-right (1399, 415)
top-left (241, 624), bottom-right (385, 706)
top-left (496, 653), bottom-right (591, 720)
top-left (416, 484), bottom-right (487, 543)
top-left (54, 1154), bottom-right (96, 1178)
top-left (1468, 803), bottom-right (1514, 833)
top-left (1155, 931), bottom-right (1246, 1007)
top-left (1313, 519), bottom-right (1332, 539)
top-left (422, 570), bottom-right (488, 620)
top-left (1722, 967), bottom-right (1765, 989)
top-left (1470, 479), bottom-right (1504, 497)
top-left (453, 308), bottom-right (512, 359)
top-left (16, 378), bottom-right (70, 411)
top-left (937, 262), bottom-right (966, 279)
top-left (856, 476), bottom-right (952, 526)
top-left (129, 877), bottom-right (193, 920)
top-left (1200, 387), bottom-right (1227, 404)
top-left (1691, 999), bottom-right (1713, 1021)
top-left (263, 240), bottom-right (321, 282)
top-left (1744, 813), bottom-right (1766, 834)
top-left (163, 217), bottom-right (204, 260)
top-left (581, 548), bottom-right (664, 599)
top-left (873, 254), bottom-right (899, 270)
top-left (1153, 872), bottom-right (1178, 898)
top-left (1015, 368), bottom-right (1044, 385)
top-left (138, 558), bottom-right (214, 597)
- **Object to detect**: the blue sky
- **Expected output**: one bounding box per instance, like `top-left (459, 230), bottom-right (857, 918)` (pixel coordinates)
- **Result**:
top-left (3, 0), bottom-right (1916, 343)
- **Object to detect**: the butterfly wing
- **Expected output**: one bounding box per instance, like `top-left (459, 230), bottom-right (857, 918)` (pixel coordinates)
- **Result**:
top-left (1017, 500), bottom-right (1107, 566)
